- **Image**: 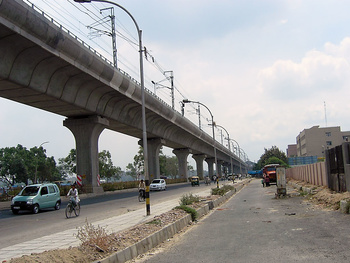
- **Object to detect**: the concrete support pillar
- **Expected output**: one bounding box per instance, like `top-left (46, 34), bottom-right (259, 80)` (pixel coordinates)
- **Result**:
top-left (139, 138), bottom-right (165, 181)
top-left (205, 158), bottom-right (215, 179)
top-left (222, 163), bottom-right (228, 177)
top-left (173, 148), bottom-right (192, 180)
top-left (192, 154), bottom-right (207, 179)
top-left (63, 115), bottom-right (109, 194)
top-left (227, 164), bottom-right (232, 175)
top-left (217, 160), bottom-right (223, 177)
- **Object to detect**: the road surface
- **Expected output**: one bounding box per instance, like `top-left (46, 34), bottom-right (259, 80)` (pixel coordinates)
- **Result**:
top-left (139, 179), bottom-right (350, 263)
top-left (0, 182), bottom-right (211, 248)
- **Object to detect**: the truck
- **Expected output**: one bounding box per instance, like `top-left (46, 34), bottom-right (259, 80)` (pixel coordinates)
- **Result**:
top-left (262, 164), bottom-right (280, 185)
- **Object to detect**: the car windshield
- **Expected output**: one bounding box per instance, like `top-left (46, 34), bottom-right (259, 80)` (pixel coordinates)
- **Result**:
top-left (20, 186), bottom-right (39, 196)
top-left (152, 180), bottom-right (161, 184)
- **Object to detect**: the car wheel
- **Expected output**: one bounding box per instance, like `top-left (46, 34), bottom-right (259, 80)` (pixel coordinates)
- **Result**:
top-left (12, 209), bottom-right (19, 215)
top-left (55, 201), bottom-right (61, 210)
top-left (32, 204), bottom-right (39, 214)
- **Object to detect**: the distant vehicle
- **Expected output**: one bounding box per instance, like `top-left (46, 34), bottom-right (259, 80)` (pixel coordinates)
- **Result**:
top-left (262, 164), bottom-right (280, 185)
top-left (150, 179), bottom-right (166, 191)
top-left (190, 176), bottom-right (200, 187)
top-left (11, 183), bottom-right (61, 214)
top-left (54, 181), bottom-right (71, 187)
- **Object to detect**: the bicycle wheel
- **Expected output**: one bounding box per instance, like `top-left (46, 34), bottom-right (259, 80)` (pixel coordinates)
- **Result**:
top-left (138, 193), bottom-right (143, 202)
top-left (74, 203), bottom-right (80, 216)
top-left (65, 204), bottom-right (73, 218)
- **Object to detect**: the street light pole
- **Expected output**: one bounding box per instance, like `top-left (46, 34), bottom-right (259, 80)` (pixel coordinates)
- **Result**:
top-left (74, 0), bottom-right (150, 215)
top-left (183, 99), bottom-right (218, 181)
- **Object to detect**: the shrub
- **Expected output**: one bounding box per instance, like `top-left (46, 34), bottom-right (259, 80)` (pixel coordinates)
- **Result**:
top-left (211, 185), bottom-right (235, 196)
top-left (146, 219), bottom-right (162, 225)
top-left (175, 205), bottom-right (198, 221)
top-left (179, 193), bottom-right (200, 206)
top-left (76, 219), bottom-right (112, 252)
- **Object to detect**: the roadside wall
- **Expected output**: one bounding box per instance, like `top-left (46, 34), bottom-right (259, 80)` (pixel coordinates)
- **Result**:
top-left (325, 142), bottom-right (350, 192)
top-left (286, 162), bottom-right (327, 187)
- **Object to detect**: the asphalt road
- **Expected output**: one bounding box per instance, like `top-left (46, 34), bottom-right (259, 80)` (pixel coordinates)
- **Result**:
top-left (0, 182), bottom-right (210, 248)
top-left (140, 179), bottom-right (350, 263)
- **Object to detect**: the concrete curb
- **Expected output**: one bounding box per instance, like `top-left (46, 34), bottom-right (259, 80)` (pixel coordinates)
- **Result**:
top-left (288, 181), bottom-right (318, 195)
top-left (95, 180), bottom-right (251, 263)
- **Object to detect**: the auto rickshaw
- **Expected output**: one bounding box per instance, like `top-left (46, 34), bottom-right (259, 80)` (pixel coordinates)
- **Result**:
top-left (190, 176), bottom-right (200, 187)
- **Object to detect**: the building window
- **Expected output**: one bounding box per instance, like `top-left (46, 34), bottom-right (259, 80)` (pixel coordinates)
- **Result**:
top-left (343, 136), bottom-right (349, 142)
top-left (326, 141), bottom-right (332, 146)
top-left (325, 132), bottom-right (331, 137)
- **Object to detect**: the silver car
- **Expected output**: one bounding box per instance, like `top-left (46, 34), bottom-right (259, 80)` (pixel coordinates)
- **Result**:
top-left (150, 179), bottom-right (166, 191)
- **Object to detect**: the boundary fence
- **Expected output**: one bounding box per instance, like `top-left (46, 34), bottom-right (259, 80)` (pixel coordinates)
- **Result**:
top-left (286, 162), bottom-right (327, 187)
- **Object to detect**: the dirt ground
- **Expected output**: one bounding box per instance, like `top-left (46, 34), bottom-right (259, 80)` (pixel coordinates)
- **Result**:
top-left (7, 180), bottom-right (350, 263)
top-left (290, 179), bottom-right (350, 210)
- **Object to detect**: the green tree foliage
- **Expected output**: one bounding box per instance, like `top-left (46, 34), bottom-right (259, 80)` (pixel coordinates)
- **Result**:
top-left (126, 147), bottom-right (180, 179)
top-left (57, 149), bottom-right (76, 178)
top-left (163, 156), bottom-right (179, 179)
top-left (126, 146), bottom-right (144, 180)
top-left (126, 162), bottom-right (138, 180)
top-left (58, 149), bottom-right (122, 182)
top-left (99, 150), bottom-right (122, 182)
top-left (254, 146), bottom-right (288, 170)
top-left (0, 144), bottom-right (60, 185)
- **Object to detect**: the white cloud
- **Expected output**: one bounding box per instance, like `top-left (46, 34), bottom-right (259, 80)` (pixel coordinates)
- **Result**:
top-left (258, 43), bottom-right (350, 101)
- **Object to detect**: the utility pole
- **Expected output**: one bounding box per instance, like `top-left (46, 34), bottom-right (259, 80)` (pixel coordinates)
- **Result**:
top-left (164, 71), bottom-right (175, 110)
top-left (88, 7), bottom-right (118, 68)
top-left (197, 104), bottom-right (201, 130)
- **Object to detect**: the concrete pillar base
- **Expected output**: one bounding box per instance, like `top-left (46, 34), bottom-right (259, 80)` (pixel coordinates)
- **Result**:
top-left (192, 154), bottom-right (207, 179)
top-left (205, 158), bottom-right (215, 179)
top-left (173, 148), bottom-right (192, 180)
top-left (64, 115), bottom-right (109, 194)
top-left (139, 138), bottom-right (165, 181)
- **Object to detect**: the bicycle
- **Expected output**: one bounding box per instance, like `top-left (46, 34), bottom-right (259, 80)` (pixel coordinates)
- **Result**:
top-left (138, 189), bottom-right (145, 202)
top-left (65, 196), bottom-right (80, 218)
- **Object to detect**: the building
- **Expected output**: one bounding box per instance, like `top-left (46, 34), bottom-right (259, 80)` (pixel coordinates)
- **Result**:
top-left (296, 126), bottom-right (350, 158)
top-left (287, 144), bottom-right (297, 157)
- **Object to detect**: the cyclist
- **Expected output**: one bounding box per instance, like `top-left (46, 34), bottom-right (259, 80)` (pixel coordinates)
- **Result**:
top-left (138, 179), bottom-right (145, 199)
top-left (67, 183), bottom-right (80, 206)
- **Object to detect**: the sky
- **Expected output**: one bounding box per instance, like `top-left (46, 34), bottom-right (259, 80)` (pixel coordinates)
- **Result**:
top-left (1, 0), bottom-right (350, 170)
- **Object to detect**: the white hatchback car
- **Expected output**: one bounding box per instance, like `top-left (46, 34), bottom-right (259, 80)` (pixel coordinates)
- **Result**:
top-left (150, 179), bottom-right (166, 191)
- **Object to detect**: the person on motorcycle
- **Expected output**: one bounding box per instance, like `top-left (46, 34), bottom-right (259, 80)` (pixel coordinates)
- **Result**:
top-left (67, 183), bottom-right (80, 206)
top-left (138, 179), bottom-right (146, 199)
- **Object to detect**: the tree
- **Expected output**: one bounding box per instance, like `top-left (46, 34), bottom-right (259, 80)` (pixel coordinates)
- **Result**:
top-left (57, 149), bottom-right (77, 178)
top-left (254, 146), bottom-right (288, 170)
top-left (265, 156), bottom-right (288, 167)
top-left (126, 147), bottom-right (144, 180)
top-left (164, 156), bottom-right (178, 179)
top-left (0, 144), bottom-right (61, 185)
top-left (0, 145), bottom-right (27, 185)
top-left (99, 150), bottom-right (122, 182)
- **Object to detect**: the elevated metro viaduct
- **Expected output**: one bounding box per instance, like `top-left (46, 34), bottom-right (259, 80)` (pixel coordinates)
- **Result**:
top-left (0, 0), bottom-right (247, 193)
